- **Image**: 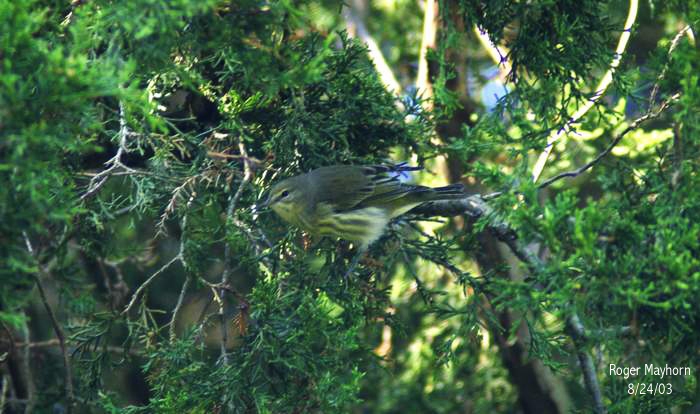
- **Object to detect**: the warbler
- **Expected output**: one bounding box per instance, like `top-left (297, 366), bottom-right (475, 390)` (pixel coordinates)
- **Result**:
top-left (263, 163), bottom-right (465, 249)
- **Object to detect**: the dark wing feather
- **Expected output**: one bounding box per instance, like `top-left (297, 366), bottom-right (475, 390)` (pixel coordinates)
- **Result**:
top-left (310, 164), bottom-right (421, 211)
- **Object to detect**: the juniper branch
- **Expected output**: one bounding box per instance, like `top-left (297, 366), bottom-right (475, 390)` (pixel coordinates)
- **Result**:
top-left (649, 25), bottom-right (694, 107)
top-left (81, 101), bottom-right (135, 201)
top-left (538, 92), bottom-right (681, 189)
top-left (531, 0), bottom-right (639, 183)
top-left (411, 194), bottom-right (607, 412)
top-left (170, 216), bottom-right (190, 342)
top-left (121, 254), bottom-right (182, 315)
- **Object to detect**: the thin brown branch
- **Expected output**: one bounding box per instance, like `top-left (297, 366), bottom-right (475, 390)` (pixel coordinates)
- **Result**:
top-left (121, 254), bottom-right (182, 315)
top-left (170, 218), bottom-right (191, 342)
top-left (157, 175), bottom-right (199, 232)
top-left (169, 274), bottom-right (191, 339)
top-left (481, 223), bottom-right (607, 412)
top-left (207, 151), bottom-right (264, 165)
top-left (649, 25), bottom-right (693, 107)
top-left (416, 196), bottom-right (608, 412)
top-left (487, 206), bottom-right (608, 414)
top-left (14, 339), bottom-right (141, 357)
top-left (194, 293), bottom-right (217, 344)
top-left (538, 92), bottom-right (681, 189)
top-left (23, 233), bottom-right (74, 412)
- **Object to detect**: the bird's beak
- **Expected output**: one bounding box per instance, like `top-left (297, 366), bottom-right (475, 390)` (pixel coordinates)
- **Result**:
top-left (254, 192), bottom-right (271, 212)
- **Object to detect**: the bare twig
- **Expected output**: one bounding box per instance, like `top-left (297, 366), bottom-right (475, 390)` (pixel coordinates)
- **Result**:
top-left (157, 168), bottom-right (220, 233)
top-left (207, 151), bottom-right (264, 165)
top-left (169, 217), bottom-right (191, 342)
top-left (157, 175), bottom-right (198, 232)
top-left (538, 93), bottom-right (681, 189)
top-left (648, 25), bottom-right (693, 107)
top-left (121, 254), bottom-right (182, 315)
top-left (15, 339), bottom-right (141, 357)
top-left (230, 142), bottom-right (253, 213)
top-left (81, 101), bottom-right (135, 200)
top-left (531, 0), bottom-right (639, 183)
top-left (23, 233), bottom-right (74, 412)
top-left (170, 276), bottom-right (190, 342)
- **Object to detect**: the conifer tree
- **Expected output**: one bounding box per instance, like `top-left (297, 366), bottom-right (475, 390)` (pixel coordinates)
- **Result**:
top-left (1, 1), bottom-right (698, 413)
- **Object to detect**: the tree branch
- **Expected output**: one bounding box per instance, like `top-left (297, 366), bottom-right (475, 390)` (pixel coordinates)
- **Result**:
top-left (170, 216), bottom-right (191, 342)
top-left (411, 196), bottom-right (607, 411)
top-left (538, 92), bottom-right (681, 189)
top-left (409, 193), bottom-right (493, 218)
top-left (121, 254), bottom-right (182, 315)
top-left (531, 0), bottom-right (639, 183)
top-left (504, 250), bottom-right (606, 412)
top-left (61, 0), bottom-right (89, 26)
top-left (23, 233), bottom-right (74, 412)
top-left (648, 25), bottom-right (694, 107)
top-left (14, 339), bottom-right (141, 357)
top-left (567, 314), bottom-right (606, 414)
top-left (81, 101), bottom-right (135, 201)
top-left (168, 288), bottom-right (190, 338)
top-left (473, 26), bottom-right (512, 81)
top-left (479, 226), bottom-right (607, 412)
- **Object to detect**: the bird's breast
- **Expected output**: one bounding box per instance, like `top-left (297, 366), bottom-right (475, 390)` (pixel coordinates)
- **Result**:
top-left (315, 206), bottom-right (390, 248)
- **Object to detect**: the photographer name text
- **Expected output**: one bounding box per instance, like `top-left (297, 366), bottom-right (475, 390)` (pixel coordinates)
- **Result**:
top-left (609, 364), bottom-right (691, 380)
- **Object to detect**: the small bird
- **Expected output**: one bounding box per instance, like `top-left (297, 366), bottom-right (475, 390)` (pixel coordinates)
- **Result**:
top-left (262, 163), bottom-right (465, 249)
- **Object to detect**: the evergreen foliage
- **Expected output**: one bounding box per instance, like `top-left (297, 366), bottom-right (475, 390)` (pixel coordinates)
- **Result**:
top-left (1, 0), bottom-right (699, 413)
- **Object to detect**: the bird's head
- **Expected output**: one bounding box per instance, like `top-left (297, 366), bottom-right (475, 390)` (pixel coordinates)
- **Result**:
top-left (263, 176), bottom-right (306, 224)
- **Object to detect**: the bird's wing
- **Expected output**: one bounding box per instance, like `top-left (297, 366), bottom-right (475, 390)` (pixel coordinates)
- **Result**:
top-left (312, 164), bottom-right (420, 211)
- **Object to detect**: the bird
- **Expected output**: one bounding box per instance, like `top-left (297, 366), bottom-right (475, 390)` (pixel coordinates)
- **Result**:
top-left (262, 163), bottom-right (465, 250)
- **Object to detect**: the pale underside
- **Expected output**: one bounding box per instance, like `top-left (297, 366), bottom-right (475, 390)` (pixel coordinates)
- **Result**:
top-left (314, 203), bottom-right (421, 249)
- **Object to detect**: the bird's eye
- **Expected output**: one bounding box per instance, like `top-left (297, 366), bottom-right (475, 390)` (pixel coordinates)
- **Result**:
top-left (281, 190), bottom-right (290, 198)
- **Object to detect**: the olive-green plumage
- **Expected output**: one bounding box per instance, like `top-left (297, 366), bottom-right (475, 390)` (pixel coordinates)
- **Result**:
top-left (265, 164), bottom-right (464, 248)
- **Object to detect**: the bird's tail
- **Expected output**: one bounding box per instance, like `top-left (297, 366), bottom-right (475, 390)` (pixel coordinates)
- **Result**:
top-left (430, 183), bottom-right (465, 199)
